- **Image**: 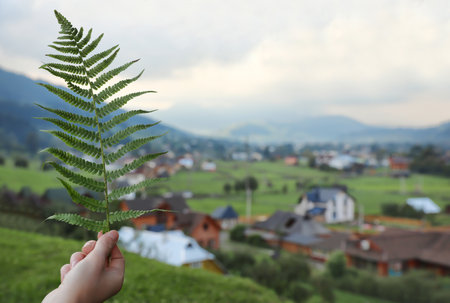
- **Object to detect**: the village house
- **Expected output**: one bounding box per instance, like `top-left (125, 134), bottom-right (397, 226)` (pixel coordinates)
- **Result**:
top-left (211, 205), bottom-right (239, 230)
top-left (284, 156), bottom-right (299, 166)
top-left (345, 229), bottom-right (450, 277)
top-left (406, 197), bottom-right (441, 214)
top-left (120, 196), bottom-right (221, 249)
top-left (118, 227), bottom-right (224, 274)
top-left (294, 187), bottom-right (355, 223)
top-left (246, 210), bottom-right (331, 255)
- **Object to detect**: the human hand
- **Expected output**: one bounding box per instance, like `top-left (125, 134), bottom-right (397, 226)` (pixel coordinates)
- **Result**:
top-left (42, 230), bottom-right (125, 303)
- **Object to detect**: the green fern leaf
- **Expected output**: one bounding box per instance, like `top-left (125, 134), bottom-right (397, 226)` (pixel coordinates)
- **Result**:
top-left (77, 28), bottom-right (92, 48)
top-left (84, 45), bottom-right (118, 68)
top-left (40, 62), bottom-right (86, 75)
top-left (46, 54), bottom-right (83, 64)
top-left (105, 135), bottom-right (164, 164)
top-left (58, 178), bottom-right (106, 212)
top-left (41, 67), bottom-right (89, 86)
top-left (39, 118), bottom-right (99, 142)
top-left (48, 213), bottom-right (106, 232)
top-left (87, 49), bottom-right (120, 79)
top-left (41, 10), bottom-right (165, 232)
top-left (96, 70), bottom-right (143, 102)
top-left (35, 104), bottom-right (96, 127)
top-left (97, 91), bottom-right (156, 118)
top-left (100, 110), bottom-right (153, 133)
top-left (81, 33), bottom-right (103, 57)
top-left (107, 152), bottom-right (166, 181)
top-left (109, 178), bottom-right (162, 201)
top-left (43, 148), bottom-right (103, 175)
top-left (44, 131), bottom-right (102, 158)
top-left (103, 122), bottom-right (160, 148)
top-left (67, 82), bottom-right (93, 99)
top-left (91, 59), bottom-right (136, 90)
top-left (46, 161), bottom-right (105, 192)
top-left (37, 83), bottom-right (93, 112)
top-left (108, 210), bottom-right (167, 223)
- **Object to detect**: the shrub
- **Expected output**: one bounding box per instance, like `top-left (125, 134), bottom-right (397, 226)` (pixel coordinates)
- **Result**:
top-left (284, 281), bottom-right (311, 303)
top-left (326, 251), bottom-right (346, 279)
top-left (14, 157), bottom-right (28, 168)
top-left (0, 155), bottom-right (4, 166)
top-left (312, 274), bottom-right (335, 303)
top-left (230, 224), bottom-right (246, 242)
top-left (278, 253), bottom-right (310, 282)
top-left (246, 234), bottom-right (269, 248)
top-left (249, 259), bottom-right (284, 293)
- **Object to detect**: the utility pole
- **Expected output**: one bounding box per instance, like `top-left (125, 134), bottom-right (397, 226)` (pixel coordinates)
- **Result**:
top-left (358, 203), bottom-right (364, 232)
top-left (245, 136), bottom-right (252, 223)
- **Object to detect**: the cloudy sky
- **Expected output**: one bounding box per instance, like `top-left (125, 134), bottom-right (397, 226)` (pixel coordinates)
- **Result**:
top-left (1, 0), bottom-right (450, 134)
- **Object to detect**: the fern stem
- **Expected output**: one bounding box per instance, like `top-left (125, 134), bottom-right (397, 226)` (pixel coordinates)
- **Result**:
top-left (73, 36), bottom-right (111, 232)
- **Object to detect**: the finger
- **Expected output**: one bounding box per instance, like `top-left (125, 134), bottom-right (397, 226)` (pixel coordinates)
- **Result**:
top-left (97, 231), bottom-right (103, 239)
top-left (82, 240), bottom-right (96, 255)
top-left (70, 252), bottom-right (85, 268)
top-left (92, 230), bottom-right (119, 259)
top-left (109, 244), bottom-right (125, 272)
top-left (60, 264), bottom-right (71, 282)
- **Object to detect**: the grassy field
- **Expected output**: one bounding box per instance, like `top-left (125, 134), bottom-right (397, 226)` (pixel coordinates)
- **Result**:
top-left (168, 160), bottom-right (450, 216)
top-left (1, 158), bottom-right (450, 217)
top-left (0, 227), bottom-right (285, 303)
top-left (0, 227), bottom-right (396, 303)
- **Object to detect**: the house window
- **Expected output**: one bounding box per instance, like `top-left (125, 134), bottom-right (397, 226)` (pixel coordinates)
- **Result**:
top-left (203, 223), bottom-right (209, 231)
top-left (191, 262), bottom-right (202, 268)
top-left (333, 211), bottom-right (337, 220)
top-left (285, 218), bottom-right (296, 228)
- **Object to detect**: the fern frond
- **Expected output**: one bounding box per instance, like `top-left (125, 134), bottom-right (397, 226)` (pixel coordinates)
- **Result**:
top-left (48, 45), bottom-right (79, 55)
top-left (46, 161), bottom-right (105, 192)
top-left (41, 67), bottom-right (89, 86)
top-left (77, 28), bottom-right (92, 48)
top-left (91, 58), bottom-right (136, 89)
top-left (40, 62), bottom-right (86, 75)
top-left (85, 45), bottom-right (118, 68)
top-left (43, 148), bottom-right (103, 175)
top-left (96, 70), bottom-right (144, 102)
top-left (44, 131), bottom-right (102, 158)
top-left (35, 104), bottom-right (96, 127)
top-left (105, 135), bottom-right (164, 164)
top-left (41, 10), bottom-right (165, 232)
top-left (107, 152), bottom-right (166, 181)
top-left (81, 33), bottom-right (104, 57)
top-left (108, 210), bottom-right (165, 223)
top-left (67, 82), bottom-right (93, 99)
top-left (103, 122), bottom-right (160, 148)
top-left (97, 91), bottom-right (156, 118)
top-left (46, 54), bottom-right (83, 64)
top-left (87, 49), bottom-right (120, 79)
top-left (74, 27), bottom-right (84, 42)
top-left (37, 83), bottom-right (93, 112)
top-left (100, 110), bottom-right (152, 133)
top-left (47, 213), bottom-right (106, 232)
top-left (109, 178), bottom-right (162, 201)
top-left (58, 178), bottom-right (106, 212)
top-left (39, 118), bottom-right (99, 142)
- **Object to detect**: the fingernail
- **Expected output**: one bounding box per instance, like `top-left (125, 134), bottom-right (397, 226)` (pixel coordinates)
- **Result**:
top-left (106, 230), bottom-right (119, 241)
top-left (83, 240), bottom-right (95, 249)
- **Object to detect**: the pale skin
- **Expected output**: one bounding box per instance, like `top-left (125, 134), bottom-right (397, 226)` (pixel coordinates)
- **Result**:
top-left (42, 230), bottom-right (125, 303)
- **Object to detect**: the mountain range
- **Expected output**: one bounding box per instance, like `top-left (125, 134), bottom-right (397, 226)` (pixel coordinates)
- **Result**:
top-left (0, 67), bottom-right (449, 147)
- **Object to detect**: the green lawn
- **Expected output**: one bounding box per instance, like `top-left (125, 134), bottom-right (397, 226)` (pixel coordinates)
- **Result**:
top-left (1, 158), bottom-right (450, 217)
top-left (307, 290), bottom-right (394, 303)
top-left (0, 227), bottom-right (286, 303)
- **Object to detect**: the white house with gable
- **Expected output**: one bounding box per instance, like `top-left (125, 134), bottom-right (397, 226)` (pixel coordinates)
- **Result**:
top-left (294, 187), bottom-right (355, 223)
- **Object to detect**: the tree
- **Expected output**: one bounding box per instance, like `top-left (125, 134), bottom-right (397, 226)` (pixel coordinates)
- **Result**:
top-left (223, 183), bottom-right (232, 195)
top-left (245, 176), bottom-right (258, 191)
top-left (326, 251), bottom-right (346, 279)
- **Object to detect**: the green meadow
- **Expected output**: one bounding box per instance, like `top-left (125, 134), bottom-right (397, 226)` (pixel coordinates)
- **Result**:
top-left (1, 159), bottom-right (450, 216)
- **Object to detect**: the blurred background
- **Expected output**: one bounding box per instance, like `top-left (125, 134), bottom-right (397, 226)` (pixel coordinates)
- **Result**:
top-left (0, 1), bottom-right (450, 303)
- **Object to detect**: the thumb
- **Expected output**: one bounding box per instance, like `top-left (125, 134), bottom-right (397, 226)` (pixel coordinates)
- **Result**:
top-left (92, 230), bottom-right (119, 259)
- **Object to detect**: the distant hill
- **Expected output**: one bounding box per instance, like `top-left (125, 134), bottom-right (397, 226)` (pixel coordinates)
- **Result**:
top-left (0, 68), bottom-right (191, 151)
top-left (222, 116), bottom-right (450, 145)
